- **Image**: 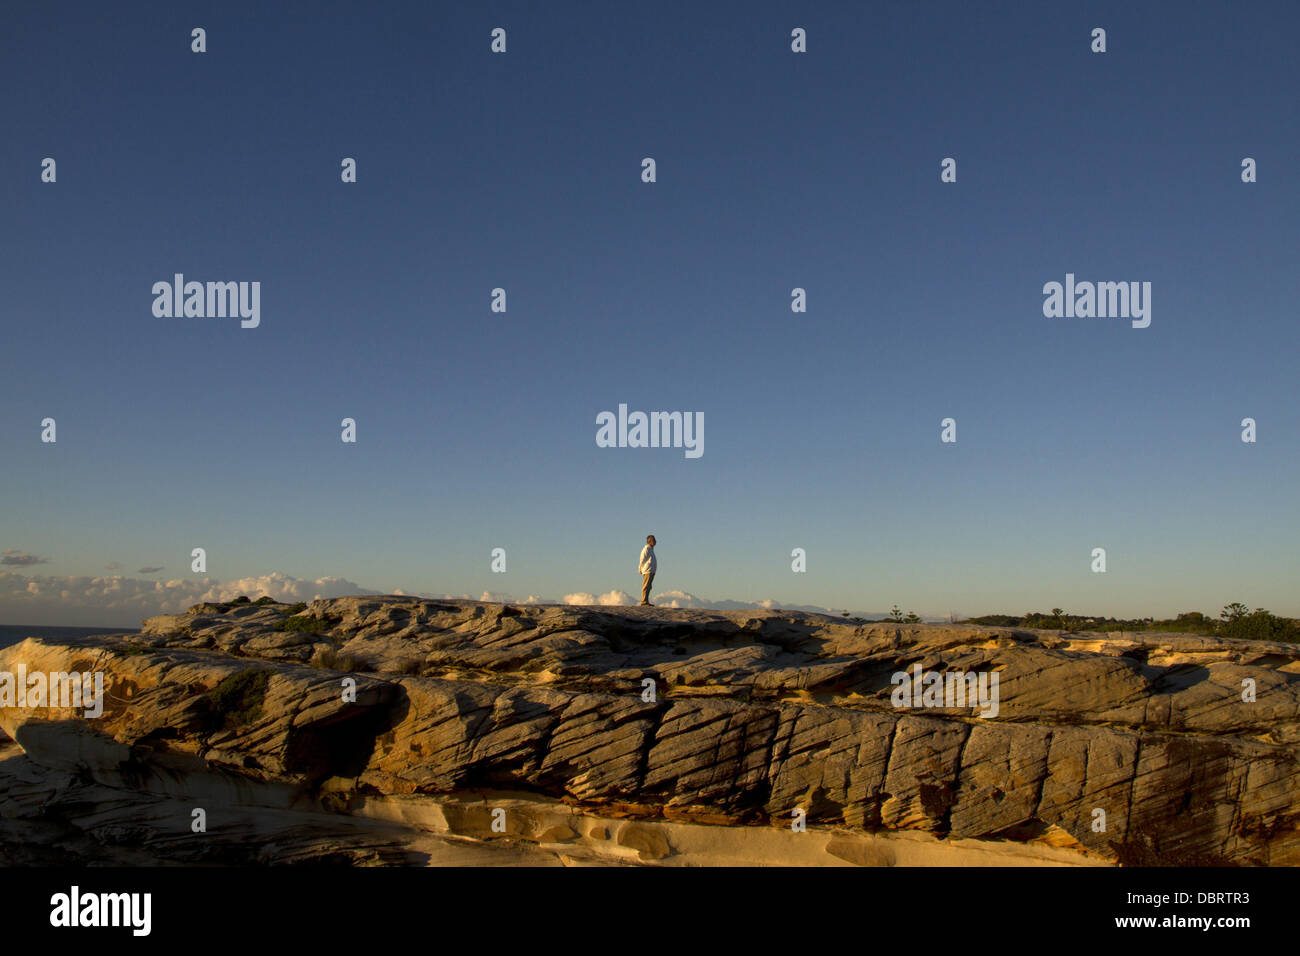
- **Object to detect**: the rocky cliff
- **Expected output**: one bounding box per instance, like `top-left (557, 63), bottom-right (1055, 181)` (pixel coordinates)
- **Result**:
top-left (2, 596), bottom-right (1297, 866)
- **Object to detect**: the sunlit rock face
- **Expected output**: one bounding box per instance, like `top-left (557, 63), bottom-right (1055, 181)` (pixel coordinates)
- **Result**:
top-left (2, 596), bottom-right (1298, 866)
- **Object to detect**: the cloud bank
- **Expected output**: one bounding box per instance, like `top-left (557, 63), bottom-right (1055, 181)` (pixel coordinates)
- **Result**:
top-left (0, 570), bottom-right (382, 626)
top-left (2, 550), bottom-right (48, 567)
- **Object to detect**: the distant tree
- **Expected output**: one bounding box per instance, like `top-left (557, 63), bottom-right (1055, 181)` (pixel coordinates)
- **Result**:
top-left (888, 604), bottom-right (904, 623)
top-left (1221, 602), bottom-right (1250, 624)
top-left (904, 610), bottom-right (921, 624)
top-left (1220, 607), bottom-right (1300, 643)
top-left (1051, 607), bottom-right (1066, 629)
top-left (964, 613), bottom-right (1021, 627)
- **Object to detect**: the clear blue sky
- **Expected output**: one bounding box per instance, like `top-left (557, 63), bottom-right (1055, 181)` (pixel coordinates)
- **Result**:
top-left (2, 0), bottom-right (1297, 625)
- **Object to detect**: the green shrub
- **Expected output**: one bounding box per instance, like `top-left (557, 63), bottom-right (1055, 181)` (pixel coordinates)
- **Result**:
top-left (275, 614), bottom-right (336, 635)
top-left (313, 648), bottom-right (373, 672)
top-left (962, 606), bottom-right (1300, 643)
top-left (202, 670), bottom-right (270, 732)
top-left (1220, 608), bottom-right (1300, 643)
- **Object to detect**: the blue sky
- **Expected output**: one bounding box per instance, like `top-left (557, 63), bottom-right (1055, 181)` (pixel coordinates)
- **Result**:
top-left (2, 0), bottom-right (1297, 625)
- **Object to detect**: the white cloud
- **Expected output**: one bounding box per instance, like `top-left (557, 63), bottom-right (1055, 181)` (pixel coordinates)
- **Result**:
top-left (1, 550), bottom-right (48, 567)
top-left (560, 590), bottom-right (634, 606)
top-left (205, 573), bottom-right (380, 604)
top-left (641, 589), bottom-right (863, 615)
top-left (653, 589), bottom-right (708, 608)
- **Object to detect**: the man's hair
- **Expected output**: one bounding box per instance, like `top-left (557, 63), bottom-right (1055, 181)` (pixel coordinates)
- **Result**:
top-left (646, 535), bottom-right (655, 543)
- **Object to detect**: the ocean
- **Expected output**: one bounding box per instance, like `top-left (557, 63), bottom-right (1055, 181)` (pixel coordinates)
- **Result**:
top-left (0, 624), bottom-right (140, 652)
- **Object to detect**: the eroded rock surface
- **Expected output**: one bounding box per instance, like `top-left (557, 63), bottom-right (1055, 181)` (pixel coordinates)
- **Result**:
top-left (3, 596), bottom-right (1298, 865)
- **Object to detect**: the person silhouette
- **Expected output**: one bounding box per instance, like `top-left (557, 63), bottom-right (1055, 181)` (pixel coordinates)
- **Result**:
top-left (638, 535), bottom-right (657, 606)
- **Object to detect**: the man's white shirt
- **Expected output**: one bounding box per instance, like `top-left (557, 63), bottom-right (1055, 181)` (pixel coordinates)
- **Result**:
top-left (639, 545), bottom-right (657, 575)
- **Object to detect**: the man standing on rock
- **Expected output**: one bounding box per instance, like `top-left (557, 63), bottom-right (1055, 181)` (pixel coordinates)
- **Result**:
top-left (638, 535), bottom-right (657, 606)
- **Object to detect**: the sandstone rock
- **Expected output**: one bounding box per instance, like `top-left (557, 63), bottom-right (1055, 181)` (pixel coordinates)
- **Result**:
top-left (2, 596), bottom-right (1299, 865)
top-left (826, 835), bottom-right (895, 866)
top-left (617, 822), bottom-right (673, 860)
